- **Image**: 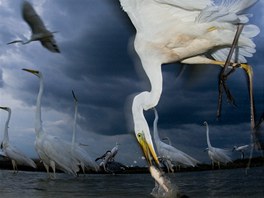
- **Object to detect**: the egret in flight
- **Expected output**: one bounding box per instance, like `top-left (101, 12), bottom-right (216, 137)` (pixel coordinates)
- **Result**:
top-left (0, 106), bottom-right (37, 172)
top-left (23, 68), bottom-right (80, 178)
top-left (8, 1), bottom-right (60, 53)
top-left (71, 90), bottom-right (99, 173)
top-left (204, 121), bottom-right (232, 168)
top-left (119, 0), bottom-right (259, 189)
top-left (153, 108), bottom-right (199, 171)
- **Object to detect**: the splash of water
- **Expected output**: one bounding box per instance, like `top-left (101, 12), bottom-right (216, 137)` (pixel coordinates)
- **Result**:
top-left (149, 166), bottom-right (182, 198)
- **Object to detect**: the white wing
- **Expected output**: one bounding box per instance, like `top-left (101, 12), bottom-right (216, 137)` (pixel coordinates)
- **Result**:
top-left (158, 141), bottom-right (199, 167)
top-left (5, 144), bottom-right (36, 168)
top-left (38, 134), bottom-right (80, 175)
top-left (22, 1), bottom-right (48, 34)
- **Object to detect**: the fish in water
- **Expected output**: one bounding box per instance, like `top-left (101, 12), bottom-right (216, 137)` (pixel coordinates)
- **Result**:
top-left (149, 165), bottom-right (169, 193)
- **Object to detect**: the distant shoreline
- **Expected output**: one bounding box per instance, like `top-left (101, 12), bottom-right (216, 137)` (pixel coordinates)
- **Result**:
top-left (0, 157), bottom-right (263, 174)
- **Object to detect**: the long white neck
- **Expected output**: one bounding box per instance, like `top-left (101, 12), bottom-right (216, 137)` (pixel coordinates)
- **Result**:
top-left (71, 100), bottom-right (78, 150)
top-left (153, 108), bottom-right (161, 144)
top-left (35, 74), bottom-right (44, 136)
top-left (132, 92), bottom-right (155, 149)
top-left (205, 122), bottom-right (212, 148)
top-left (3, 109), bottom-right (11, 144)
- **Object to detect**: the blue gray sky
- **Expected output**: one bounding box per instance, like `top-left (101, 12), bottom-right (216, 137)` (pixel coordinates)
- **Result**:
top-left (0, 0), bottom-right (263, 166)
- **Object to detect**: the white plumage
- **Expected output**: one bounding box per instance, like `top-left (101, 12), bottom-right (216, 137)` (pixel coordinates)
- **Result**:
top-left (71, 90), bottom-right (99, 173)
top-left (23, 69), bottom-right (80, 178)
top-left (153, 108), bottom-right (199, 170)
top-left (0, 107), bottom-right (37, 172)
top-left (120, 0), bottom-right (259, 190)
top-left (204, 121), bottom-right (232, 167)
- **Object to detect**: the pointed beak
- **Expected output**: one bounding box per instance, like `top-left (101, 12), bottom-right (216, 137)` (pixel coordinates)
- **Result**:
top-left (22, 68), bottom-right (39, 75)
top-left (137, 134), bottom-right (160, 166)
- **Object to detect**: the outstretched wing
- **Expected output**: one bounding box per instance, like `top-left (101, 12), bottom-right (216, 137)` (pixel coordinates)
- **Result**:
top-left (22, 1), bottom-right (48, 34)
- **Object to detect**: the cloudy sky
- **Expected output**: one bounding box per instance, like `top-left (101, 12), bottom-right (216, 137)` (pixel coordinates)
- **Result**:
top-left (0, 0), bottom-right (263, 167)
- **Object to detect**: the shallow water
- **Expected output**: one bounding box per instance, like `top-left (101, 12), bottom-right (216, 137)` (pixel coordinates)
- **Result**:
top-left (0, 167), bottom-right (264, 198)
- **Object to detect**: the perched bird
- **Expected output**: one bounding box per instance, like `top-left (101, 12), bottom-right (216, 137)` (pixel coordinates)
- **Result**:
top-left (0, 106), bottom-right (37, 172)
top-left (119, 0), bottom-right (259, 190)
top-left (23, 68), bottom-right (80, 178)
top-left (71, 90), bottom-right (99, 173)
top-left (153, 108), bottom-right (199, 171)
top-left (204, 121), bottom-right (232, 168)
top-left (8, 1), bottom-right (60, 53)
top-left (233, 144), bottom-right (249, 159)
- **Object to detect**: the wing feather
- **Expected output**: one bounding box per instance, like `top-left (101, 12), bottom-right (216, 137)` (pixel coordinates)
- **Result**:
top-left (22, 1), bottom-right (48, 34)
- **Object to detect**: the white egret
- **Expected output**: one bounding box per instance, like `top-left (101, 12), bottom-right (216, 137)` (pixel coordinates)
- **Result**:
top-left (0, 106), bottom-right (37, 172)
top-left (153, 108), bottom-right (199, 171)
top-left (233, 144), bottom-right (249, 159)
top-left (8, 1), bottom-right (60, 53)
top-left (23, 68), bottom-right (80, 178)
top-left (119, 0), bottom-right (259, 189)
top-left (204, 121), bottom-right (232, 168)
top-left (71, 90), bottom-right (99, 173)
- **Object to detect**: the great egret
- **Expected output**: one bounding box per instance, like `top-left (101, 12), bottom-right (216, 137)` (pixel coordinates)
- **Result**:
top-left (0, 106), bottom-right (37, 172)
top-left (153, 108), bottom-right (199, 171)
top-left (71, 90), bottom-right (99, 173)
top-left (204, 121), bottom-right (232, 168)
top-left (8, 1), bottom-right (60, 53)
top-left (23, 68), bottom-right (80, 178)
top-left (119, 0), bottom-right (259, 189)
top-left (233, 144), bottom-right (249, 159)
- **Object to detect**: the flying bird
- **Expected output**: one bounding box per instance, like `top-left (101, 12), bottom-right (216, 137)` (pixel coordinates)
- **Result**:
top-left (204, 121), bottom-right (232, 168)
top-left (8, 1), bottom-right (60, 53)
top-left (0, 106), bottom-right (37, 172)
top-left (153, 108), bottom-right (199, 171)
top-left (233, 144), bottom-right (249, 159)
top-left (71, 90), bottom-right (99, 173)
top-left (23, 68), bottom-right (80, 178)
top-left (119, 0), bottom-right (259, 190)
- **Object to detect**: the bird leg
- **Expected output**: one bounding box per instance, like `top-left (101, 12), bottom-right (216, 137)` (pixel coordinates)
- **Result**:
top-left (217, 24), bottom-right (244, 119)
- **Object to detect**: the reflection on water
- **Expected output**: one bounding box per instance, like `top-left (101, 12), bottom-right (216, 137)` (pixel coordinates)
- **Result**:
top-left (0, 167), bottom-right (264, 198)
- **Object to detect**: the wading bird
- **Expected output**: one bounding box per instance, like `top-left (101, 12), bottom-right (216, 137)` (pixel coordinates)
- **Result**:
top-left (233, 144), bottom-right (249, 159)
top-left (8, 1), bottom-right (60, 53)
top-left (153, 108), bottom-right (199, 171)
top-left (71, 90), bottom-right (99, 173)
top-left (0, 106), bottom-right (37, 172)
top-left (119, 0), bottom-right (259, 190)
top-left (23, 68), bottom-right (80, 178)
top-left (95, 143), bottom-right (120, 173)
top-left (204, 121), bottom-right (232, 168)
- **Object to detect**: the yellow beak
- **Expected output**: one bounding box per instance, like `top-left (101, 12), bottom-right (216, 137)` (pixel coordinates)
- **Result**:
top-left (137, 133), bottom-right (160, 166)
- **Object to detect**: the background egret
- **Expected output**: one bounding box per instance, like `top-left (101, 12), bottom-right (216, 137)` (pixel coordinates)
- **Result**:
top-left (23, 68), bottom-right (80, 178)
top-left (153, 108), bottom-right (199, 171)
top-left (8, 1), bottom-right (60, 53)
top-left (233, 144), bottom-right (249, 159)
top-left (0, 106), bottom-right (36, 172)
top-left (204, 121), bottom-right (232, 168)
top-left (71, 90), bottom-right (99, 173)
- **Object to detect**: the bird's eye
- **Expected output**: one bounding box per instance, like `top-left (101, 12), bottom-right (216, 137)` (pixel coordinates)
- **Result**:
top-left (137, 133), bottom-right (141, 138)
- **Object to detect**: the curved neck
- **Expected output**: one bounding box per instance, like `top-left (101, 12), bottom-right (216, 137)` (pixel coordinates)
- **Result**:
top-left (205, 122), bottom-right (212, 148)
top-left (35, 74), bottom-right (44, 136)
top-left (153, 109), bottom-right (161, 144)
top-left (3, 110), bottom-right (11, 143)
top-left (72, 100), bottom-right (78, 149)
